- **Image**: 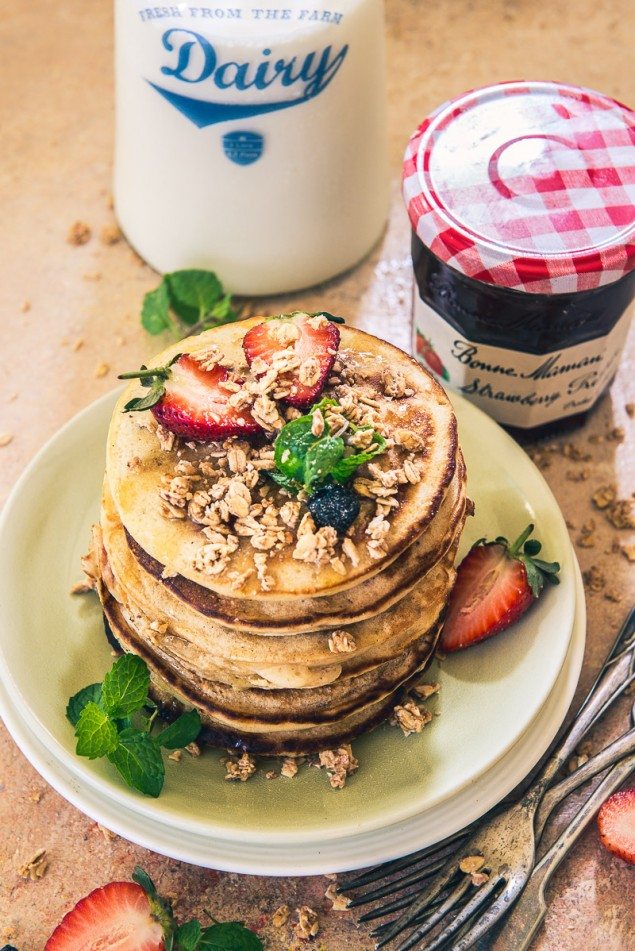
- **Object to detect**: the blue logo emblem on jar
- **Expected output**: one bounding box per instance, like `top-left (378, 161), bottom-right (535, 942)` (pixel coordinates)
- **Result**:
top-left (222, 131), bottom-right (264, 166)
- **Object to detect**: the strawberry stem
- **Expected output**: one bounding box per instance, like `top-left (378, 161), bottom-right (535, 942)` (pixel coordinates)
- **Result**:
top-left (510, 523), bottom-right (535, 555)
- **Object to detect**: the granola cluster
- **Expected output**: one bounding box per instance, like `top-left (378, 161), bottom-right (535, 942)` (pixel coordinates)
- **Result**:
top-left (146, 340), bottom-right (428, 590)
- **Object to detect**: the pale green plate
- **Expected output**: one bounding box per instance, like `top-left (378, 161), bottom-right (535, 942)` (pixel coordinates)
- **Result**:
top-left (0, 390), bottom-right (576, 845)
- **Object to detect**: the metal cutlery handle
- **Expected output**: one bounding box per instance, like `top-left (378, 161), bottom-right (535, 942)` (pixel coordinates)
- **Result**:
top-left (496, 752), bottom-right (635, 951)
top-left (528, 610), bottom-right (635, 796)
top-left (535, 723), bottom-right (635, 838)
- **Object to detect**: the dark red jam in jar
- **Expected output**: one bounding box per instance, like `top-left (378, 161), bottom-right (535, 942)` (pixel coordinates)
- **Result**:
top-left (403, 81), bottom-right (635, 433)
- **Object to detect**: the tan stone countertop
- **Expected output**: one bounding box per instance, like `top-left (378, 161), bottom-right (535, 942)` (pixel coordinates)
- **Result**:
top-left (1, 0), bottom-right (634, 947)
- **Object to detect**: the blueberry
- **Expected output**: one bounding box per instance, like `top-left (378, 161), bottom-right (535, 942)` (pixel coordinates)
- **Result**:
top-left (307, 482), bottom-right (361, 534)
top-left (1, 945), bottom-right (20, 950)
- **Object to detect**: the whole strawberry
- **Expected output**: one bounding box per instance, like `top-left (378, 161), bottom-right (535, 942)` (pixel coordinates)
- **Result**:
top-left (439, 524), bottom-right (560, 653)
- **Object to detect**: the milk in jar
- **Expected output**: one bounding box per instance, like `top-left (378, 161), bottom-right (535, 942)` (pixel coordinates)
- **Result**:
top-left (114, 1), bottom-right (389, 295)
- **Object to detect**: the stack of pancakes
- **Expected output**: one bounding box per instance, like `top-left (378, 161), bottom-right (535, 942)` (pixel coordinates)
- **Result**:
top-left (90, 320), bottom-right (468, 755)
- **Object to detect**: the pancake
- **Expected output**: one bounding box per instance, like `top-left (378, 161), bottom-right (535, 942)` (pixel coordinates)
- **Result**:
top-left (100, 451), bottom-right (467, 633)
top-left (107, 320), bottom-right (458, 600)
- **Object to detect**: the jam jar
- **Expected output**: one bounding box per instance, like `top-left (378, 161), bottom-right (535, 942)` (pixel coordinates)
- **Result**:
top-left (402, 81), bottom-right (635, 433)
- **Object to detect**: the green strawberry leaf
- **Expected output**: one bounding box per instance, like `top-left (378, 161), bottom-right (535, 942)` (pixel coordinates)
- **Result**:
top-left (142, 281), bottom-right (173, 335)
top-left (123, 379), bottom-right (166, 413)
top-left (198, 922), bottom-right (263, 951)
top-left (166, 270), bottom-right (223, 325)
top-left (156, 710), bottom-right (202, 750)
top-left (101, 654), bottom-right (150, 719)
top-left (66, 683), bottom-right (102, 727)
top-left (75, 702), bottom-right (119, 759)
top-left (107, 728), bottom-right (165, 798)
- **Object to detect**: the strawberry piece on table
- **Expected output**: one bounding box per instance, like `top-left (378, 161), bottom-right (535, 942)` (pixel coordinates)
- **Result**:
top-left (243, 312), bottom-right (340, 408)
top-left (45, 881), bottom-right (167, 951)
top-left (598, 787), bottom-right (635, 865)
top-left (119, 354), bottom-right (262, 441)
top-left (439, 524), bottom-right (560, 653)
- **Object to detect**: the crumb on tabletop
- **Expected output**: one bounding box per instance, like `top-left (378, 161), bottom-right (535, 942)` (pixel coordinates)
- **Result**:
top-left (67, 220), bottom-right (91, 245)
top-left (94, 361), bottom-right (110, 379)
top-left (294, 906), bottom-right (319, 940)
top-left (325, 882), bottom-right (351, 911)
top-left (18, 848), bottom-right (48, 881)
top-left (0, 433), bottom-right (14, 447)
top-left (271, 904), bottom-right (290, 928)
top-left (100, 224), bottom-right (122, 245)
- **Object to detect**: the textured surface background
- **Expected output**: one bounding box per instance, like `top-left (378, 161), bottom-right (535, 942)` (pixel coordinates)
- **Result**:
top-left (1, 1), bottom-right (634, 947)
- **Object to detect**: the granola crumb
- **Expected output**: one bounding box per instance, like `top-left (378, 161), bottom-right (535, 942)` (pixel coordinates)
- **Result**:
top-left (318, 744), bottom-right (358, 789)
top-left (96, 823), bottom-right (116, 841)
top-left (470, 871), bottom-right (490, 886)
top-left (100, 224), bottom-right (122, 245)
top-left (460, 855), bottom-right (486, 875)
top-left (18, 848), bottom-right (48, 881)
top-left (411, 682), bottom-right (440, 700)
top-left (70, 580), bottom-right (93, 595)
top-left (265, 770), bottom-right (277, 780)
top-left (272, 904), bottom-right (290, 928)
top-left (328, 630), bottom-right (357, 654)
top-left (225, 751), bottom-right (257, 782)
top-left (168, 749), bottom-right (182, 763)
top-left (20, 299), bottom-right (31, 313)
top-left (27, 787), bottom-right (44, 803)
top-left (391, 700), bottom-right (433, 736)
top-left (185, 741), bottom-right (201, 757)
top-left (620, 543), bottom-right (635, 563)
top-left (281, 758), bottom-right (299, 779)
top-left (0, 433), bottom-right (14, 447)
top-left (294, 906), bottom-right (319, 940)
top-left (67, 220), bottom-right (91, 245)
top-left (626, 403), bottom-right (635, 418)
top-left (94, 361), bottom-right (110, 379)
top-left (325, 882), bottom-right (351, 911)
top-left (582, 565), bottom-right (606, 593)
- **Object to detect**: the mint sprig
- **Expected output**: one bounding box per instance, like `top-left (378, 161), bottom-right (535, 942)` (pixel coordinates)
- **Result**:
top-left (66, 655), bottom-right (202, 797)
top-left (272, 397), bottom-right (386, 495)
top-left (141, 269), bottom-right (241, 337)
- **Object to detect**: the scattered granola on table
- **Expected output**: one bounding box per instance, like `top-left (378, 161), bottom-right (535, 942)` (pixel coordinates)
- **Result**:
top-left (294, 906), bottom-right (319, 940)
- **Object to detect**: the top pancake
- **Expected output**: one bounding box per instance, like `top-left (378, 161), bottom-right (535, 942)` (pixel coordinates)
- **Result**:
top-left (107, 319), bottom-right (458, 600)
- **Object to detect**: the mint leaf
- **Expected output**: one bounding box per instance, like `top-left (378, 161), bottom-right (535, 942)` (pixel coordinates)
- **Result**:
top-left (142, 281), bottom-right (172, 335)
top-left (176, 920), bottom-right (203, 951)
top-left (274, 415), bottom-right (317, 482)
top-left (75, 702), bottom-right (119, 759)
top-left (66, 683), bottom-right (102, 727)
top-left (101, 654), bottom-right (150, 719)
top-left (107, 728), bottom-right (165, 798)
top-left (203, 293), bottom-right (239, 329)
top-left (267, 470), bottom-right (301, 494)
top-left (199, 922), bottom-right (263, 951)
top-left (304, 436), bottom-right (345, 491)
top-left (331, 432), bottom-right (386, 482)
top-left (156, 710), bottom-right (202, 750)
top-left (166, 270), bottom-right (223, 325)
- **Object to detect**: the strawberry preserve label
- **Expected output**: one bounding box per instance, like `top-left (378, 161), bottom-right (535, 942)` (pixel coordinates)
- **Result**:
top-left (413, 294), bottom-right (633, 429)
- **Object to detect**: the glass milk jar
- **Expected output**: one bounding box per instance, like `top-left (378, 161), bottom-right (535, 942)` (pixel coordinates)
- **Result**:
top-left (114, 1), bottom-right (389, 295)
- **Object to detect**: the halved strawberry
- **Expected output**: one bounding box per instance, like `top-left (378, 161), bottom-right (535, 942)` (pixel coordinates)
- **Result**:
top-left (439, 524), bottom-right (560, 653)
top-left (598, 787), bottom-right (635, 865)
top-left (45, 881), bottom-right (167, 951)
top-left (243, 312), bottom-right (340, 408)
top-left (119, 354), bottom-right (261, 441)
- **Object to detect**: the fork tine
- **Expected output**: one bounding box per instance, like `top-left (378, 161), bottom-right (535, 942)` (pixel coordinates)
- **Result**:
top-left (442, 883), bottom-right (522, 951)
top-left (396, 874), bottom-right (502, 951)
top-left (347, 857), bottom-right (450, 907)
top-left (340, 829), bottom-right (470, 891)
top-left (375, 877), bottom-right (472, 950)
top-left (370, 855), bottom-right (460, 945)
top-left (364, 882), bottom-right (458, 926)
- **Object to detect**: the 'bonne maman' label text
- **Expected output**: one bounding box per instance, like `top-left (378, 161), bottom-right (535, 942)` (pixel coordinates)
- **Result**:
top-left (412, 295), bottom-right (633, 428)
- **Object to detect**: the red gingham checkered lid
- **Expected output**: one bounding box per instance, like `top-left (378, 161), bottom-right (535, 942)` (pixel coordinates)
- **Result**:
top-left (403, 81), bottom-right (635, 294)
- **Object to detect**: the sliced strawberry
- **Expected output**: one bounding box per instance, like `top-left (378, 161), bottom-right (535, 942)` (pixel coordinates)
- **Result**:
top-left (243, 312), bottom-right (340, 408)
top-left (439, 524), bottom-right (560, 653)
top-left (45, 881), bottom-right (166, 951)
top-left (119, 354), bottom-right (262, 441)
top-left (598, 787), bottom-right (635, 865)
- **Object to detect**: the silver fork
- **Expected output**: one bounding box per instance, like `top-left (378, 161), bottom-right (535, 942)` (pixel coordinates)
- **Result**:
top-left (342, 606), bottom-right (635, 951)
